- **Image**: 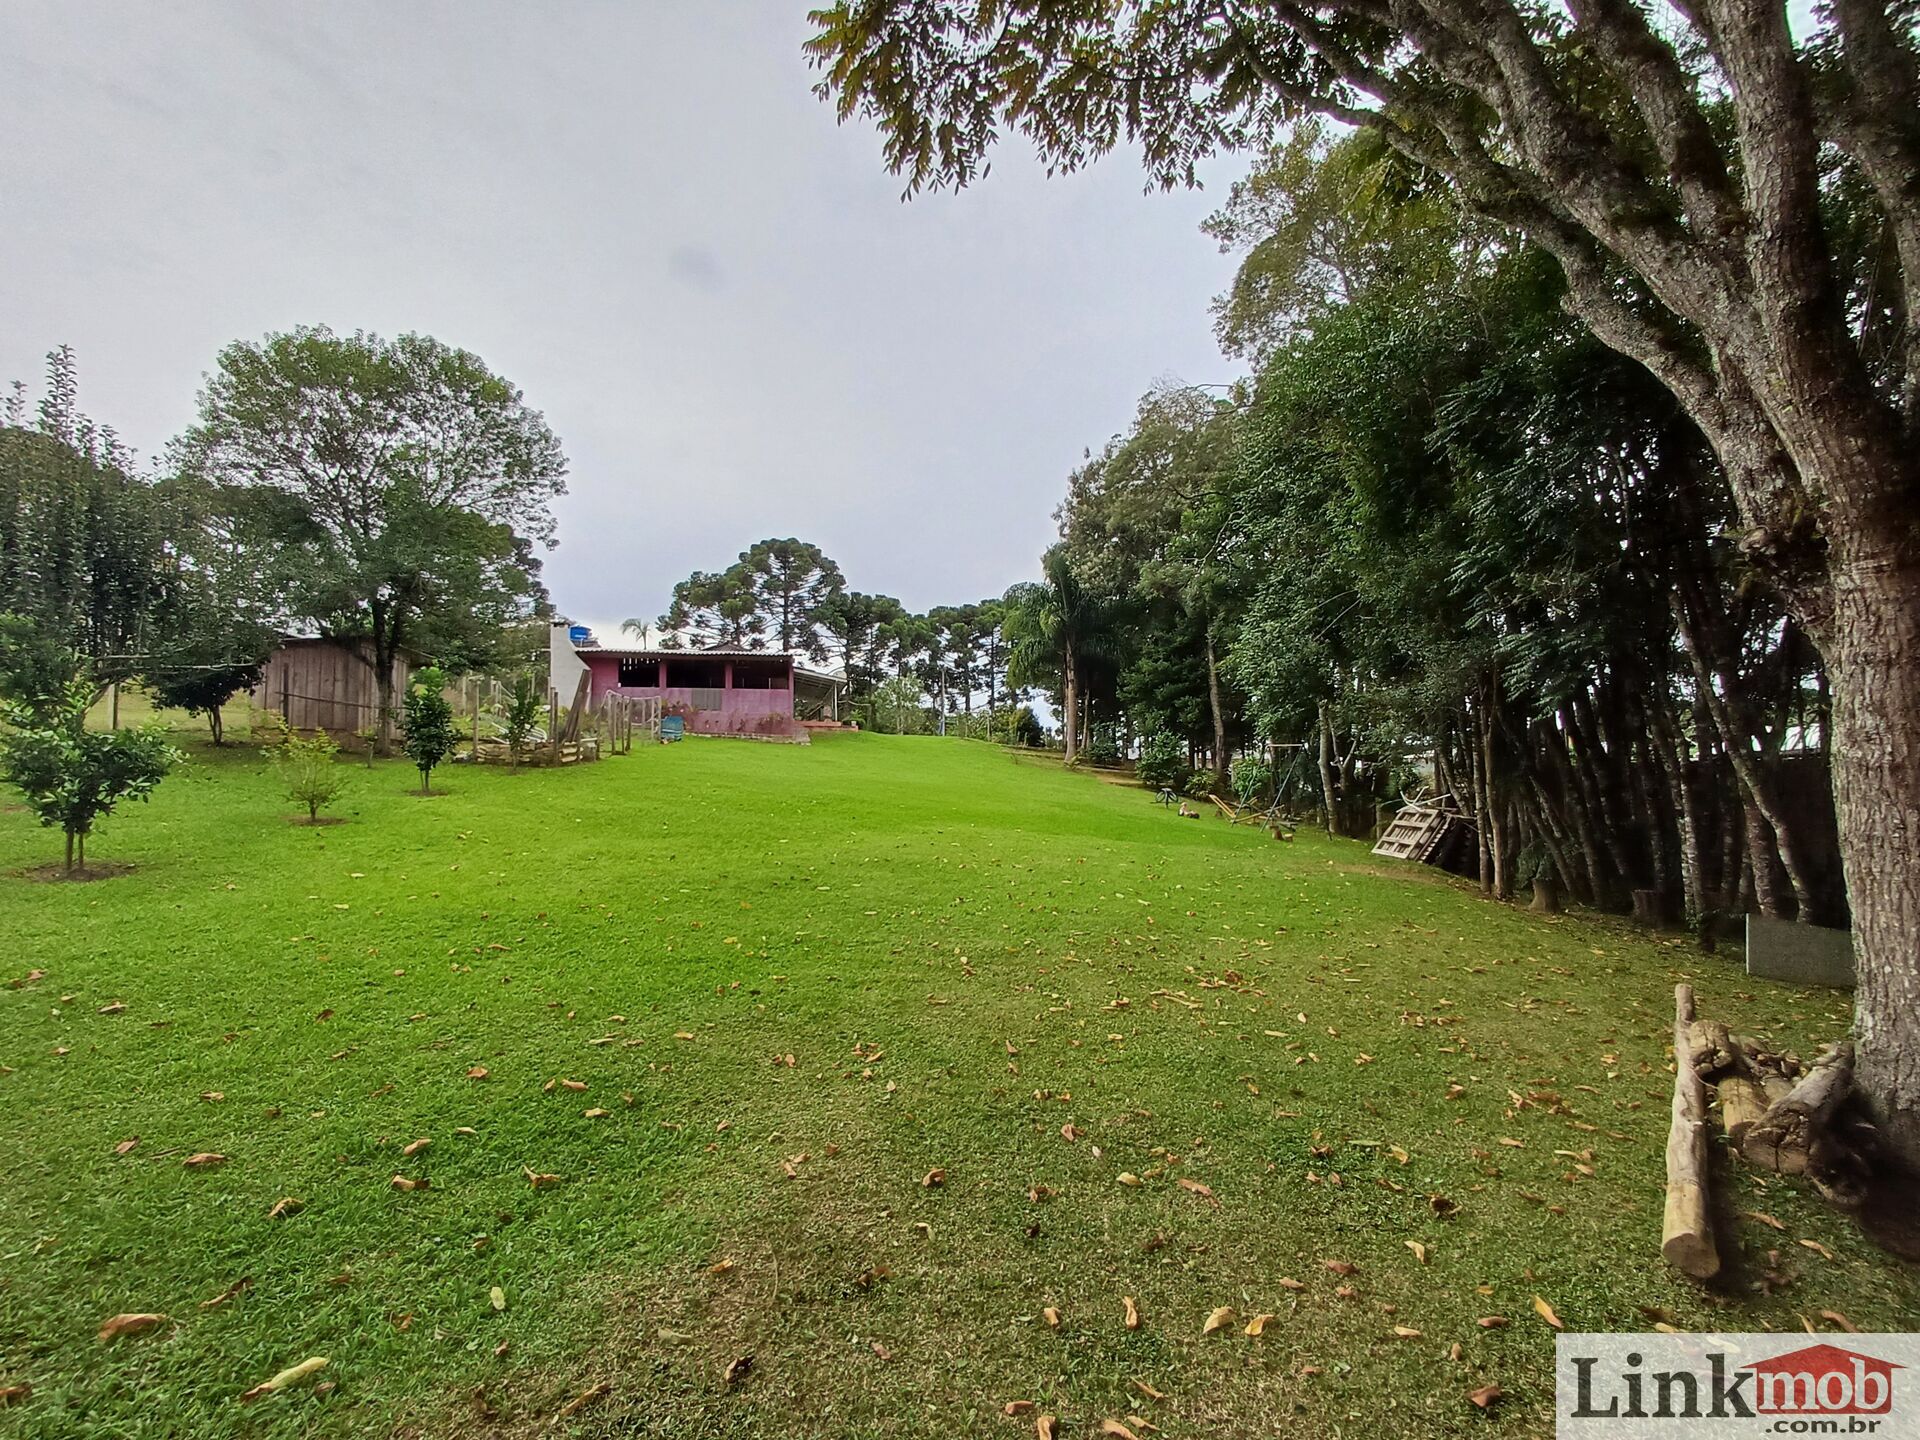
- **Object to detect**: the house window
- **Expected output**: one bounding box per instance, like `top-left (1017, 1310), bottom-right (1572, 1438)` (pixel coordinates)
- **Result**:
top-left (617, 658), bottom-right (659, 687)
top-left (730, 662), bottom-right (789, 690)
top-left (671, 659), bottom-right (725, 689)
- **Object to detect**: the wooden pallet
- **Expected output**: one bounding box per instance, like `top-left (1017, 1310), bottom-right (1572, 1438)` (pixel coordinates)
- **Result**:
top-left (1372, 804), bottom-right (1453, 862)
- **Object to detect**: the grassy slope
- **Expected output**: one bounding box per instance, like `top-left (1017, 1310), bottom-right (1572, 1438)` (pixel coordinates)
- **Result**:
top-left (0, 732), bottom-right (1911, 1438)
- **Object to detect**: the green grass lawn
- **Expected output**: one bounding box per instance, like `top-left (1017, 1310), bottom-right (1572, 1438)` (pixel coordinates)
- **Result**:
top-left (1, 731), bottom-right (1913, 1438)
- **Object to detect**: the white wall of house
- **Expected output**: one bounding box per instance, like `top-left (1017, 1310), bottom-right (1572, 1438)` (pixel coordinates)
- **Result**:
top-left (549, 622), bottom-right (589, 705)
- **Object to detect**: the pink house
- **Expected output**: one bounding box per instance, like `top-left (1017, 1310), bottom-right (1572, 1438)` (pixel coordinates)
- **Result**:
top-left (551, 624), bottom-right (844, 742)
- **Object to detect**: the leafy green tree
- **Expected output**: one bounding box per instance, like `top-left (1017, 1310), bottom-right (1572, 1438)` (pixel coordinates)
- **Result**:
top-left (660, 564), bottom-right (764, 649)
top-left (174, 327), bottom-right (566, 751)
top-left (1, 349), bottom-right (171, 687)
top-left (1002, 546), bottom-right (1118, 763)
top-left (0, 640), bottom-right (177, 872)
top-left (806, 0), bottom-right (1920, 1164)
top-left (739, 538), bottom-right (846, 659)
top-left (821, 590), bottom-right (906, 722)
top-left (401, 666), bottom-right (460, 795)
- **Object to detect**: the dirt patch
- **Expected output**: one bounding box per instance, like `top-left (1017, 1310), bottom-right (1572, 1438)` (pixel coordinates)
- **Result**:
top-left (15, 860), bottom-right (136, 883)
top-left (286, 815), bottom-right (348, 826)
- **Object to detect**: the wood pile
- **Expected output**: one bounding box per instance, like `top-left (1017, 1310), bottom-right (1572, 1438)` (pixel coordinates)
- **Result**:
top-left (1662, 985), bottom-right (1878, 1278)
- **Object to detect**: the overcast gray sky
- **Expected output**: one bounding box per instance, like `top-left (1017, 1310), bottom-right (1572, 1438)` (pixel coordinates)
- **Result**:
top-left (1, 1), bottom-right (1244, 633)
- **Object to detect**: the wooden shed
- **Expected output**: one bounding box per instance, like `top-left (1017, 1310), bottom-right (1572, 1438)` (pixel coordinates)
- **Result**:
top-left (250, 637), bottom-right (413, 739)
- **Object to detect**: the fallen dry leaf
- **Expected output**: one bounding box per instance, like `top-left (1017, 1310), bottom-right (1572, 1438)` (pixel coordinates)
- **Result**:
top-left (467, 1066), bottom-right (489, 1080)
top-left (1003, 1399), bottom-right (1035, 1416)
top-left (1469, 1383), bottom-right (1504, 1410)
top-left (1131, 1379), bottom-right (1166, 1401)
top-left (1123, 1296), bottom-right (1141, 1330)
top-left (389, 1174), bottom-right (428, 1192)
top-left (1036, 1417), bottom-right (1058, 1440)
top-left (401, 1138), bottom-right (431, 1158)
top-left (99, 1312), bottom-right (169, 1341)
top-left (556, 1381), bottom-right (610, 1417)
top-left (1245, 1313), bottom-right (1274, 1336)
top-left (1060, 1122), bottom-right (1083, 1142)
top-left (1820, 1309), bottom-right (1860, 1333)
top-left (1099, 1422), bottom-right (1141, 1439)
top-left (1041, 1306), bottom-right (1061, 1329)
top-left (1277, 1277), bottom-right (1306, 1291)
top-left (1117, 1172), bottom-right (1142, 1187)
top-left (922, 1168), bottom-right (946, 1188)
top-left (1203, 1306), bottom-right (1235, 1335)
top-left (1405, 1240), bottom-right (1428, 1264)
top-left (1392, 1325), bottom-right (1423, 1338)
top-left (0, 1384), bottom-right (29, 1406)
top-left (268, 1197), bottom-right (303, 1220)
top-left (182, 1153), bottom-right (227, 1169)
top-left (199, 1277), bottom-right (253, 1310)
top-left (1477, 1315), bottom-right (1509, 1329)
top-left (1745, 1210), bottom-right (1787, 1231)
top-left (1533, 1294), bottom-right (1564, 1329)
top-left (113, 1138), bottom-right (138, 1156)
top-left (1323, 1260), bottom-right (1358, 1276)
top-left (239, 1356), bottom-right (328, 1404)
top-left (490, 1286), bottom-right (506, 1312)
top-left (708, 1258), bottom-right (735, 1277)
top-left (583, 1107), bottom-right (611, 1119)
top-left (1177, 1177), bottom-right (1218, 1206)
top-left (524, 1168), bottom-right (562, 1188)
top-left (1798, 1238), bottom-right (1836, 1261)
top-left (560, 1078), bottom-right (587, 1092)
top-left (722, 1354), bottom-right (753, 1387)
top-left (99, 1001), bottom-right (127, 1015)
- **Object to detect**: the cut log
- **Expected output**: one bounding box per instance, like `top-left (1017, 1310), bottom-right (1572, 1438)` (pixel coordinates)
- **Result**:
top-left (1685, 1018), bottom-right (1738, 1077)
top-left (1716, 1075), bottom-right (1770, 1146)
top-left (1662, 984), bottom-right (1720, 1279)
top-left (1742, 1041), bottom-right (1855, 1176)
top-left (1759, 1073), bottom-right (1794, 1106)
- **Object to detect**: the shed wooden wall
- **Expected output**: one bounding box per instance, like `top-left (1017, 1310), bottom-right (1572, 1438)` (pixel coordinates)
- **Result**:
top-left (251, 641), bottom-right (409, 737)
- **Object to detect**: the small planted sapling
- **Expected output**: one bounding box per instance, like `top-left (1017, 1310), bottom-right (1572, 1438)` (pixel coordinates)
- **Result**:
top-left (0, 626), bottom-right (179, 873)
top-left (264, 716), bottom-right (348, 822)
top-left (501, 675), bottom-right (542, 771)
top-left (401, 667), bottom-right (459, 795)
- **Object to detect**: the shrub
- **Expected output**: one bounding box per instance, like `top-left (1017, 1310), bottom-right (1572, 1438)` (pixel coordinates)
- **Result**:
top-left (401, 667), bottom-right (460, 794)
top-left (1083, 723), bottom-right (1121, 766)
top-left (501, 676), bottom-right (542, 769)
top-left (1184, 767), bottom-right (1215, 798)
top-left (265, 717), bottom-right (348, 821)
top-left (1135, 732), bottom-right (1186, 791)
top-left (1229, 755), bottom-right (1273, 806)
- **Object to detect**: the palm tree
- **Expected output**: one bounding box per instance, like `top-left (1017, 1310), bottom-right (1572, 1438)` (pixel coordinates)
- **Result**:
top-left (1002, 545), bottom-right (1113, 763)
top-left (620, 617), bottom-right (654, 647)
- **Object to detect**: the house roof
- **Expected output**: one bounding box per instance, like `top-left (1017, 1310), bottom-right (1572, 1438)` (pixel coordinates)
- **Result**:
top-left (577, 644), bottom-right (795, 661)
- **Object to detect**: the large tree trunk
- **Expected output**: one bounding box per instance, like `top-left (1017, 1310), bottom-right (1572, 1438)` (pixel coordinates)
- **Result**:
top-left (1061, 638), bottom-right (1078, 763)
top-left (1316, 700), bottom-right (1342, 837)
top-left (1825, 545), bottom-right (1920, 1167)
top-left (1205, 624), bottom-right (1229, 793)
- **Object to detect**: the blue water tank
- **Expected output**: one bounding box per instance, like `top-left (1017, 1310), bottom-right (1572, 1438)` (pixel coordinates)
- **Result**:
top-left (568, 625), bottom-right (592, 646)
